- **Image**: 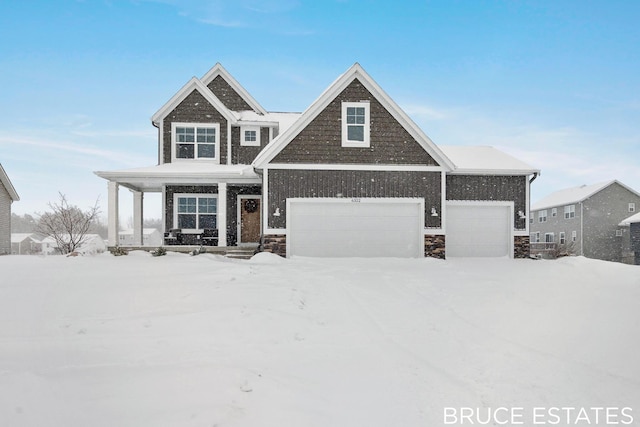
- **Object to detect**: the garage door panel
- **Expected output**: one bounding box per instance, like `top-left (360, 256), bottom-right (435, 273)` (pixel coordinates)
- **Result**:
top-left (447, 204), bottom-right (512, 258)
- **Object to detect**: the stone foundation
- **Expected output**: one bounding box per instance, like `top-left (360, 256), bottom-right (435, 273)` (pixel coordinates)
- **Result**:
top-left (424, 234), bottom-right (446, 259)
top-left (514, 235), bottom-right (530, 259)
top-left (261, 234), bottom-right (287, 258)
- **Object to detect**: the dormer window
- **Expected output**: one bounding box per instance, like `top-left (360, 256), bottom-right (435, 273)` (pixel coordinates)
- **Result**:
top-left (342, 101), bottom-right (370, 147)
top-left (241, 126), bottom-right (261, 147)
top-left (172, 122), bottom-right (220, 161)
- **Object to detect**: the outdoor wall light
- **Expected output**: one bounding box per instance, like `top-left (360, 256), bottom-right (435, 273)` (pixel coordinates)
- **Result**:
top-left (518, 210), bottom-right (526, 220)
top-left (273, 207), bottom-right (281, 217)
top-left (431, 207), bottom-right (439, 217)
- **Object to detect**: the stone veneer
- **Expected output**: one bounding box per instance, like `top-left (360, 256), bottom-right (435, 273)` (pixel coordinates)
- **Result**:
top-left (261, 234), bottom-right (287, 258)
top-left (514, 235), bottom-right (530, 259)
top-left (424, 235), bottom-right (446, 259)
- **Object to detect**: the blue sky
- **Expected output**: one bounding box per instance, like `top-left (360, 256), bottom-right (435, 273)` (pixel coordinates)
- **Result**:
top-left (1, 0), bottom-right (639, 221)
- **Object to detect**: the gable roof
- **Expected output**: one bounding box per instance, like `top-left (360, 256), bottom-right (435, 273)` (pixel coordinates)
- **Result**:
top-left (201, 63), bottom-right (267, 115)
top-left (151, 77), bottom-right (236, 124)
top-left (252, 63), bottom-right (455, 170)
top-left (0, 163), bottom-right (19, 201)
top-left (619, 212), bottom-right (640, 226)
top-left (440, 146), bottom-right (539, 175)
top-left (532, 180), bottom-right (640, 211)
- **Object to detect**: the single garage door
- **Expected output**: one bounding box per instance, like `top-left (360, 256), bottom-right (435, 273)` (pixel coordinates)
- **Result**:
top-left (288, 198), bottom-right (423, 258)
top-left (446, 203), bottom-right (512, 257)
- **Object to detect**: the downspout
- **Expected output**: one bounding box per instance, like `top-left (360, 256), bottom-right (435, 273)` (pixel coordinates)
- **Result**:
top-left (580, 202), bottom-right (584, 256)
top-left (152, 120), bottom-right (160, 165)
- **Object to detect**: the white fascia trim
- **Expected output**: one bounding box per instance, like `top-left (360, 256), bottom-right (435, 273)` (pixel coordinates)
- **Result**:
top-left (200, 63), bottom-right (268, 115)
top-left (448, 169), bottom-right (541, 176)
top-left (253, 63), bottom-right (455, 171)
top-left (151, 77), bottom-right (235, 124)
top-left (0, 163), bottom-right (19, 201)
top-left (158, 119), bottom-right (164, 165)
top-left (266, 163), bottom-right (444, 172)
top-left (238, 120), bottom-right (279, 128)
top-left (227, 121), bottom-right (232, 165)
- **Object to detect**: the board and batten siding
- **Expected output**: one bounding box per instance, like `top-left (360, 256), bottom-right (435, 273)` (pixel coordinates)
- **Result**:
top-left (267, 169), bottom-right (441, 229)
top-left (231, 126), bottom-right (270, 165)
top-left (162, 90), bottom-right (228, 164)
top-left (272, 79), bottom-right (439, 166)
top-left (207, 75), bottom-right (253, 112)
top-left (446, 175), bottom-right (527, 230)
top-left (631, 223), bottom-right (640, 265)
top-left (0, 183), bottom-right (11, 254)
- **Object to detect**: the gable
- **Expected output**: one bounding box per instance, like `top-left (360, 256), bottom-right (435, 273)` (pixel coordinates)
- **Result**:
top-left (272, 78), bottom-right (439, 165)
top-left (207, 75), bottom-right (253, 112)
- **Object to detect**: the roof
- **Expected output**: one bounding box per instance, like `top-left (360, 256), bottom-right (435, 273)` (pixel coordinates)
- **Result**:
top-left (0, 163), bottom-right (19, 201)
top-left (252, 63), bottom-right (456, 170)
top-left (532, 180), bottom-right (640, 211)
top-left (119, 228), bottom-right (161, 235)
top-left (200, 63), bottom-right (267, 115)
top-left (619, 212), bottom-right (640, 226)
top-left (440, 146), bottom-right (540, 175)
top-left (11, 233), bottom-right (37, 243)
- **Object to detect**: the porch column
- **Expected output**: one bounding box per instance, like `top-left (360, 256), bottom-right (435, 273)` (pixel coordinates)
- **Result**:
top-left (132, 190), bottom-right (144, 246)
top-left (218, 182), bottom-right (227, 247)
top-left (107, 181), bottom-right (120, 247)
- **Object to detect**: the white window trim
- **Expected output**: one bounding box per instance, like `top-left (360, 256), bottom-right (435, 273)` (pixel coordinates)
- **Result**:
top-left (538, 210), bottom-right (547, 223)
top-left (551, 208), bottom-right (557, 217)
top-left (564, 204), bottom-right (575, 219)
top-left (241, 126), bottom-right (261, 147)
top-left (571, 230), bottom-right (577, 242)
top-left (616, 229), bottom-right (623, 237)
top-left (544, 232), bottom-right (555, 243)
top-left (559, 232), bottom-right (566, 245)
top-left (173, 193), bottom-right (218, 231)
top-left (341, 101), bottom-right (371, 147)
top-left (629, 202), bottom-right (636, 213)
top-left (171, 122), bottom-right (221, 162)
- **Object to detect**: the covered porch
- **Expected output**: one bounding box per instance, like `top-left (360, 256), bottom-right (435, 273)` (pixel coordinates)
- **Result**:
top-left (95, 163), bottom-right (263, 250)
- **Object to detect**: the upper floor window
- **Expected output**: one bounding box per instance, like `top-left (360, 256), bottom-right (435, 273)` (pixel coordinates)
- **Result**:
top-left (564, 204), bottom-right (575, 219)
top-left (175, 194), bottom-right (217, 230)
top-left (241, 126), bottom-right (261, 147)
top-left (172, 123), bottom-right (220, 161)
top-left (342, 101), bottom-right (370, 147)
top-left (630, 203), bottom-right (636, 213)
top-left (538, 210), bottom-right (547, 223)
top-left (551, 208), bottom-right (557, 217)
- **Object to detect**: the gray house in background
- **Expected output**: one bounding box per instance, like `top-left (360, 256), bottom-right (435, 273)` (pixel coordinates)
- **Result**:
top-left (0, 164), bottom-right (20, 255)
top-left (619, 212), bottom-right (640, 265)
top-left (530, 180), bottom-right (640, 263)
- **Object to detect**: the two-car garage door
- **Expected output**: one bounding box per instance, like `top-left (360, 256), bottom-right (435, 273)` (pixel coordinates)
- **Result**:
top-left (288, 198), bottom-right (423, 258)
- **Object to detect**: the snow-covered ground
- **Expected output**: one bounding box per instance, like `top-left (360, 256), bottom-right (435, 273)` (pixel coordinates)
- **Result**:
top-left (0, 253), bottom-right (638, 426)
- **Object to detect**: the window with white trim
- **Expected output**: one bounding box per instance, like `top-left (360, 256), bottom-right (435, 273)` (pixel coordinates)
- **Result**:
top-left (616, 229), bottom-right (623, 237)
top-left (172, 123), bottom-right (220, 161)
top-left (564, 204), bottom-right (575, 219)
top-left (545, 232), bottom-right (555, 243)
top-left (531, 232), bottom-right (540, 243)
top-left (559, 232), bottom-right (566, 245)
top-left (571, 230), bottom-right (577, 242)
top-left (174, 194), bottom-right (217, 230)
top-left (551, 208), bottom-right (557, 217)
top-left (241, 126), bottom-right (261, 147)
top-left (630, 203), bottom-right (636, 213)
top-left (538, 210), bottom-right (547, 223)
top-left (342, 101), bottom-right (370, 147)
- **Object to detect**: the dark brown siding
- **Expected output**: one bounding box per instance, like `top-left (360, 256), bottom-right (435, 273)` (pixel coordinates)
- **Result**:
top-left (446, 175), bottom-right (527, 230)
top-left (267, 169), bottom-right (441, 229)
top-left (207, 75), bottom-right (253, 111)
top-left (630, 223), bottom-right (640, 265)
top-left (232, 126), bottom-right (270, 165)
top-left (272, 79), bottom-right (438, 166)
top-left (162, 90), bottom-right (228, 164)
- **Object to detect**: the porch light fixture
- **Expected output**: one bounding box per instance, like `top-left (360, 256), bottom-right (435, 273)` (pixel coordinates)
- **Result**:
top-left (431, 207), bottom-right (438, 217)
top-left (273, 207), bottom-right (281, 217)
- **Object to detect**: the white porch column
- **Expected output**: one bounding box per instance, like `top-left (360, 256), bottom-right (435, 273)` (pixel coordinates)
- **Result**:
top-left (218, 183), bottom-right (227, 247)
top-left (107, 181), bottom-right (120, 247)
top-left (132, 190), bottom-right (144, 246)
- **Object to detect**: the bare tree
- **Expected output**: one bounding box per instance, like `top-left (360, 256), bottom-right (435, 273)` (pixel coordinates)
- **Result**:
top-left (37, 193), bottom-right (101, 254)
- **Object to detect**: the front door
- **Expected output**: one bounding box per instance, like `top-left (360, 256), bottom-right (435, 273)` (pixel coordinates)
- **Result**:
top-left (239, 197), bottom-right (261, 243)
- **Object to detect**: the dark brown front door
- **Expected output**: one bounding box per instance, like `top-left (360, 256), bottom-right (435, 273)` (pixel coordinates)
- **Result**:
top-left (240, 198), bottom-right (261, 243)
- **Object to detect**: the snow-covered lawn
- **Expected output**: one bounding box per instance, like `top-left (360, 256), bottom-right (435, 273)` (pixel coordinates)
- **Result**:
top-left (0, 253), bottom-right (638, 426)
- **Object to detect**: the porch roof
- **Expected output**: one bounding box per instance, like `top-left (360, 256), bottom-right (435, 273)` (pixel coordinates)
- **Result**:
top-left (94, 163), bottom-right (260, 192)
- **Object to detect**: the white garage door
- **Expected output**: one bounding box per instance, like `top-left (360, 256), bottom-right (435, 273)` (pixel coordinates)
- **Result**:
top-left (446, 203), bottom-right (512, 257)
top-left (288, 198), bottom-right (423, 258)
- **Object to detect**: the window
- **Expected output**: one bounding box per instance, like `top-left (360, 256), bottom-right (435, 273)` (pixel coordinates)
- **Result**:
top-left (529, 217), bottom-right (534, 224)
top-left (559, 232), bottom-right (566, 245)
top-left (342, 101), bottom-right (370, 147)
top-left (630, 203), bottom-right (636, 213)
top-left (551, 208), bottom-right (557, 217)
top-left (616, 229), bottom-right (623, 237)
top-left (572, 231), bottom-right (577, 242)
top-left (531, 232), bottom-right (540, 243)
top-left (172, 123), bottom-right (219, 161)
top-left (175, 195), bottom-right (217, 230)
top-left (538, 210), bottom-right (547, 223)
top-left (564, 205), bottom-right (575, 219)
top-left (545, 233), bottom-right (555, 243)
top-left (241, 126), bottom-right (261, 147)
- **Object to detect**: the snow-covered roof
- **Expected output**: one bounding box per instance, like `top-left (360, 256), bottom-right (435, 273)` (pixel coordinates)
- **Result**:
top-left (95, 163), bottom-right (260, 192)
top-left (531, 180), bottom-right (639, 211)
top-left (440, 146), bottom-right (540, 175)
top-left (0, 163), bottom-right (19, 201)
top-left (619, 212), bottom-right (640, 226)
top-left (232, 110), bottom-right (302, 132)
top-left (119, 228), bottom-right (161, 236)
top-left (11, 233), bottom-right (38, 243)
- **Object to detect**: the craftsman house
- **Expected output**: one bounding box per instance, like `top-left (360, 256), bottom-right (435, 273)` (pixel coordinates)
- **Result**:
top-left (96, 63), bottom-right (539, 258)
top-left (0, 164), bottom-right (20, 255)
top-left (530, 180), bottom-right (640, 263)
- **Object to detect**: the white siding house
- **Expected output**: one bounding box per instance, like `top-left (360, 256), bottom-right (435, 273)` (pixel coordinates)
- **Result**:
top-left (0, 164), bottom-right (20, 255)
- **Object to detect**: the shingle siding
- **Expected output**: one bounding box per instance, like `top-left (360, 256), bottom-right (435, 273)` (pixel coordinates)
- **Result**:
top-left (207, 75), bottom-right (253, 111)
top-left (232, 126), bottom-right (270, 164)
top-left (0, 184), bottom-right (11, 254)
top-left (446, 175), bottom-right (527, 230)
top-left (162, 90), bottom-right (228, 164)
top-left (630, 223), bottom-right (640, 265)
top-left (267, 169), bottom-right (441, 229)
top-left (272, 79), bottom-right (439, 165)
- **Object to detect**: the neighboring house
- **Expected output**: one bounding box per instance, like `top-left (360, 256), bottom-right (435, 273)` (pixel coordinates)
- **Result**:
top-left (0, 164), bottom-right (20, 254)
top-left (530, 180), bottom-right (640, 263)
top-left (11, 233), bottom-right (40, 255)
top-left (96, 63), bottom-right (539, 258)
top-left (619, 212), bottom-right (640, 265)
top-left (119, 228), bottom-right (163, 247)
top-left (75, 234), bottom-right (107, 255)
